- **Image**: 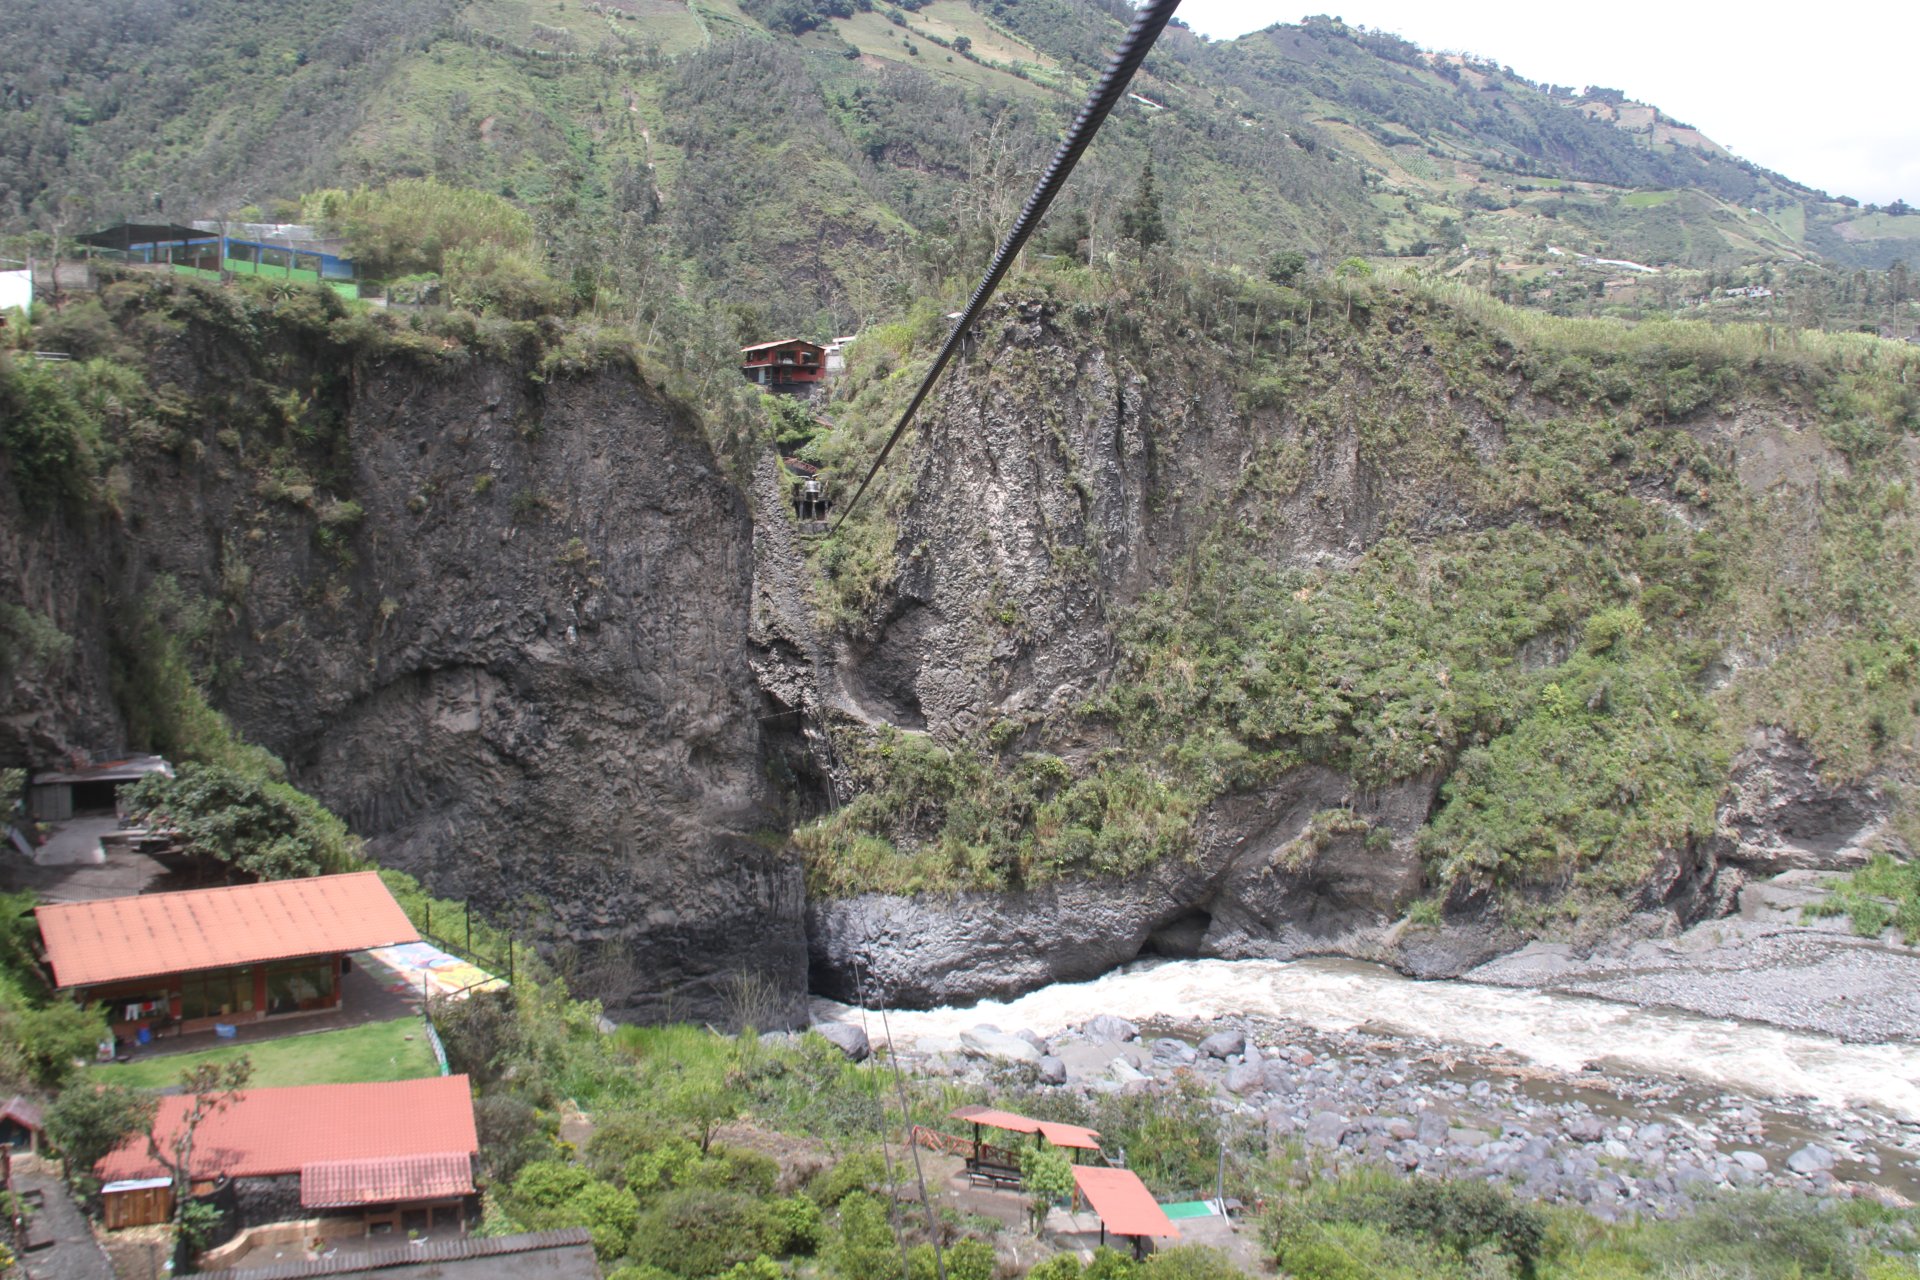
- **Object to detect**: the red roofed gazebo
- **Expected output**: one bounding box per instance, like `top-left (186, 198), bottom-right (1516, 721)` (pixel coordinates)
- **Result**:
top-left (1071, 1165), bottom-right (1179, 1259)
top-left (36, 872), bottom-right (419, 1041)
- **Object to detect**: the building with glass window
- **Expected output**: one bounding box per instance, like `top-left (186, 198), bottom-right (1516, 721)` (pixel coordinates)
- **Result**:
top-left (34, 872), bottom-right (420, 1041)
top-left (74, 221), bottom-right (361, 299)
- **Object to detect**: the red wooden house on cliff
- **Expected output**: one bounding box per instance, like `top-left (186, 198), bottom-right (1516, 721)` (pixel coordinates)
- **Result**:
top-left (740, 338), bottom-right (827, 392)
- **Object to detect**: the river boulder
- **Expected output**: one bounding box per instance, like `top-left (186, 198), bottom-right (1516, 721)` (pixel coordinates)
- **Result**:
top-left (815, 1022), bottom-right (871, 1061)
top-left (962, 1027), bottom-right (1044, 1066)
top-left (1199, 1029), bottom-right (1246, 1059)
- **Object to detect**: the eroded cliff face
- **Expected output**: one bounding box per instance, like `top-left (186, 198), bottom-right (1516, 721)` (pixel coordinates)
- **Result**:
top-left (5, 282), bottom-right (1910, 1022)
top-left (1, 300), bottom-right (806, 1025)
top-left (765, 295), bottom-right (1909, 1007)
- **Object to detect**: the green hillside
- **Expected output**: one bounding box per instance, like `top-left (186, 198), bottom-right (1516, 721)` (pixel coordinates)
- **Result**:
top-left (4, 0), bottom-right (1915, 337)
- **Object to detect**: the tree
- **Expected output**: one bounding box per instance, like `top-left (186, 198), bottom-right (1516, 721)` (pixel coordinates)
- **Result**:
top-left (152, 1057), bottom-right (252, 1266)
top-left (44, 1084), bottom-right (156, 1199)
top-left (0, 997), bottom-right (107, 1088)
top-left (122, 764), bottom-right (356, 881)
top-left (1120, 162), bottom-right (1167, 250)
top-left (1020, 1144), bottom-right (1075, 1235)
top-left (666, 1075), bottom-right (744, 1153)
top-left (1265, 250), bottom-right (1308, 285)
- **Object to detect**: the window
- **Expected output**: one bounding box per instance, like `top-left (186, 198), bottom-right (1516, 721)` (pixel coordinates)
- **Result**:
top-left (266, 960), bottom-right (336, 1015)
top-left (180, 970), bottom-right (251, 1021)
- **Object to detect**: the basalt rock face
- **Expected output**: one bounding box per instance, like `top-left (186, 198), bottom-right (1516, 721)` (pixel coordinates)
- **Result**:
top-left (1715, 728), bottom-right (1886, 874)
top-left (781, 301), bottom-right (1511, 1005)
top-left (1, 311), bottom-right (806, 1026)
top-left (786, 298), bottom-right (1913, 1009)
top-left (808, 768), bottom-right (1440, 1007)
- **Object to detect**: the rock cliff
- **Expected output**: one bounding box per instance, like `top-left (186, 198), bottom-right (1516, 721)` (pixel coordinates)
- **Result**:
top-left (773, 288), bottom-right (1914, 1006)
top-left (0, 289), bottom-right (806, 1025)
top-left (5, 276), bottom-right (1914, 1022)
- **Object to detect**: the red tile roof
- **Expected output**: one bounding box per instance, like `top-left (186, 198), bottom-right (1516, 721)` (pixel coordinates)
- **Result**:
top-left (300, 1152), bottom-right (475, 1207)
top-left (1072, 1166), bottom-right (1180, 1240)
top-left (97, 1075), bottom-right (478, 1184)
top-left (950, 1104), bottom-right (1103, 1151)
top-left (36, 872), bottom-right (420, 989)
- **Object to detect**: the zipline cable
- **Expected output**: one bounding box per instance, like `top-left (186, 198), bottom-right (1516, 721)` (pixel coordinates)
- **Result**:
top-left (827, 0), bottom-right (1182, 534)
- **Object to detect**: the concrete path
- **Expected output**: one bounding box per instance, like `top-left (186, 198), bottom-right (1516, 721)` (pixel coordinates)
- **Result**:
top-left (16, 1173), bottom-right (114, 1280)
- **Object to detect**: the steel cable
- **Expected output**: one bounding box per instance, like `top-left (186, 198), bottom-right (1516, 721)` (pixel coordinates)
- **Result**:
top-left (828, 0), bottom-right (1182, 534)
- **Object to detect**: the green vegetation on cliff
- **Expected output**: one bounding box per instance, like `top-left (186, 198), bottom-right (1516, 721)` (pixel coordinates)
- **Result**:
top-left (797, 263), bottom-right (1920, 917)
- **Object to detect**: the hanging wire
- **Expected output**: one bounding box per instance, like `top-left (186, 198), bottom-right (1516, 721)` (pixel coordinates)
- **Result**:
top-left (827, 0), bottom-right (1183, 535)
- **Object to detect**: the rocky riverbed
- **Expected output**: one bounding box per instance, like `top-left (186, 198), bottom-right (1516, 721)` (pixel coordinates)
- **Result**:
top-left (812, 877), bottom-right (1920, 1223)
top-left (816, 1005), bottom-right (1920, 1221)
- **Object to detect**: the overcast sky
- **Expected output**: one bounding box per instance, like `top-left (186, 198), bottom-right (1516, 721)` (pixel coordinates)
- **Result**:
top-left (1173, 2), bottom-right (1920, 207)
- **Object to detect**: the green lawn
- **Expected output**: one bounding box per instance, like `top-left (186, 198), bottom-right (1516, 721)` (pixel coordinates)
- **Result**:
top-left (95, 1017), bottom-right (441, 1089)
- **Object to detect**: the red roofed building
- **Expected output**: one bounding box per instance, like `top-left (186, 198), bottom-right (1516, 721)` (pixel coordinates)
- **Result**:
top-left (98, 1076), bottom-right (479, 1234)
top-left (35, 872), bottom-right (419, 1041)
top-left (740, 338), bottom-right (827, 392)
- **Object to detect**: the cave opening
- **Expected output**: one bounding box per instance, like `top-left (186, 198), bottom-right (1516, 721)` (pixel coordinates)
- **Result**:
top-left (1140, 906), bottom-right (1213, 959)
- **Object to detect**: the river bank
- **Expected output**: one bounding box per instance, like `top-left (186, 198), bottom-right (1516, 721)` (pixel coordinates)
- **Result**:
top-left (812, 946), bottom-right (1920, 1219)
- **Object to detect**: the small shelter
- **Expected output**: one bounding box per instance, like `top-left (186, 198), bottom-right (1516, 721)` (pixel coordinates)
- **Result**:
top-left (1071, 1165), bottom-right (1179, 1259)
top-left (35, 872), bottom-right (419, 1041)
top-left (740, 338), bottom-right (827, 392)
top-left (948, 1105), bottom-right (1102, 1186)
top-left (97, 1075), bottom-right (480, 1234)
top-left (27, 754), bottom-right (172, 822)
top-left (0, 1096), bottom-right (44, 1153)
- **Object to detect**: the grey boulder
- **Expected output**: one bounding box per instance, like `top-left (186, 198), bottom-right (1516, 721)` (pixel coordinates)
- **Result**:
top-left (814, 1022), bottom-right (870, 1061)
top-left (1085, 1015), bottom-right (1140, 1043)
top-left (961, 1026), bottom-right (1044, 1066)
top-left (1199, 1029), bottom-right (1247, 1060)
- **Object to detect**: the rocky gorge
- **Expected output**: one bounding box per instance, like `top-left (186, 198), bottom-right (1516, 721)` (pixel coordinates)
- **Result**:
top-left (4, 274), bottom-right (1918, 1033)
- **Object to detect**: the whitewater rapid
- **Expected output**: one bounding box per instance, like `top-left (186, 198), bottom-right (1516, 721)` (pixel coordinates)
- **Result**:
top-left (814, 957), bottom-right (1920, 1121)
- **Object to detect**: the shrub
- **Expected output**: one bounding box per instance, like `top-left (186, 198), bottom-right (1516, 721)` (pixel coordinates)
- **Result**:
top-left (0, 997), bottom-right (106, 1088)
top-left (1263, 1172), bottom-right (1546, 1280)
top-left (1029, 1255), bottom-right (1085, 1280)
top-left (0, 356), bottom-right (106, 514)
top-left (631, 1188), bottom-right (772, 1278)
top-left (44, 1085), bottom-right (156, 1199)
top-left (765, 1195), bottom-right (824, 1255)
top-left (822, 1191), bottom-right (898, 1280)
top-left (807, 1152), bottom-right (888, 1208)
top-left (121, 764), bottom-right (358, 881)
top-left (1140, 1247), bottom-right (1249, 1280)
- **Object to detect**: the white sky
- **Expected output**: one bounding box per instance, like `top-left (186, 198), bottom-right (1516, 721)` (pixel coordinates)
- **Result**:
top-left (1173, 2), bottom-right (1920, 207)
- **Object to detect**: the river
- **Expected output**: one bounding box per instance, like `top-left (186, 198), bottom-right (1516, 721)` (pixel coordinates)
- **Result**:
top-left (814, 955), bottom-right (1920, 1122)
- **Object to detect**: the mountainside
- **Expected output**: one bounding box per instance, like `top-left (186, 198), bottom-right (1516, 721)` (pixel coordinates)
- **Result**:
top-left (5, 0), bottom-right (1917, 332)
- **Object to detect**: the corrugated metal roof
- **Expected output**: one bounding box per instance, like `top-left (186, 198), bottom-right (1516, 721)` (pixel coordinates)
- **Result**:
top-left (300, 1152), bottom-right (475, 1207)
top-left (30, 754), bottom-right (172, 786)
top-left (740, 337), bottom-right (823, 354)
top-left (36, 872), bottom-right (419, 989)
top-left (97, 1075), bottom-right (477, 1184)
top-left (1072, 1166), bottom-right (1180, 1239)
top-left (949, 1105), bottom-right (1102, 1150)
top-left (222, 1228), bottom-right (597, 1280)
